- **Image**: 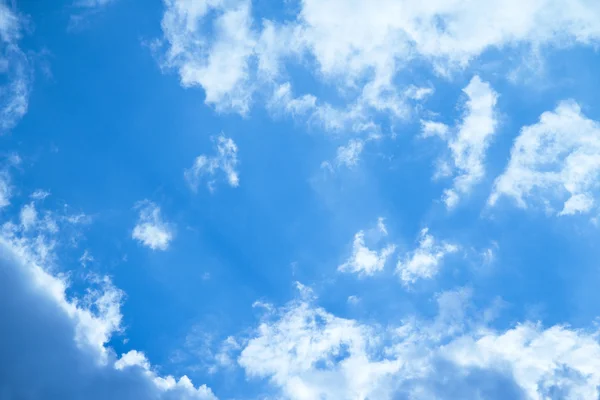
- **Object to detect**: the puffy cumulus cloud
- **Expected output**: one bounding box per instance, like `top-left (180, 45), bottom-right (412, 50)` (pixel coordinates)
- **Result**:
top-left (239, 299), bottom-right (402, 400)
top-left (157, 0), bottom-right (600, 132)
top-left (490, 101), bottom-right (600, 216)
top-left (421, 76), bottom-right (498, 208)
top-left (396, 228), bottom-right (458, 285)
top-left (444, 324), bottom-right (600, 400)
top-left (159, 0), bottom-right (255, 114)
top-left (132, 200), bottom-right (174, 251)
top-left (0, 212), bottom-right (216, 399)
top-left (0, 3), bottom-right (30, 134)
top-left (184, 135), bottom-right (239, 192)
top-left (338, 218), bottom-right (396, 276)
top-left (238, 289), bottom-right (600, 400)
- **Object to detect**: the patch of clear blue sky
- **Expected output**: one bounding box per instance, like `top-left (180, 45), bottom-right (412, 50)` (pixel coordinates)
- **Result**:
top-left (6, 0), bottom-right (600, 397)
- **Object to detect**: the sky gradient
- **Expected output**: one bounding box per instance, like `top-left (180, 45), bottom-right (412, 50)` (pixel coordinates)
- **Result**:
top-left (2, 0), bottom-right (600, 399)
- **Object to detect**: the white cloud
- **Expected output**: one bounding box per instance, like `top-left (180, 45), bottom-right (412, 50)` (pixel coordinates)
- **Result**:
top-left (0, 4), bottom-right (30, 134)
top-left (421, 120), bottom-right (450, 140)
top-left (405, 85), bottom-right (434, 101)
top-left (490, 101), bottom-right (600, 216)
top-left (185, 135), bottom-right (239, 191)
top-left (268, 83), bottom-right (317, 118)
top-left (19, 202), bottom-right (37, 230)
top-left (79, 249), bottom-right (94, 267)
top-left (335, 139), bottom-right (364, 168)
top-left (239, 300), bottom-right (402, 400)
top-left (338, 219), bottom-right (396, 276)
top-left (397, 228), bottom-right (458, 285)
top-left (0, 170), bottom-right (11, 208)
top-left (132, 201), bottom-right (174, 251)
top-left (0, 209), bottom-right (216, 399)
top-left (160, 0), bottom-right (255, 113)
top-left (31, 189), bottom-right (51, 200)
top-left (421, 76), bottom-right (498, 208)
top-left (443, 324), bottom-right (600, 400)
top-left (74, 0), bottom-right (115, 7)
top-left (157, 0), bottom-right (600, 132)
top-left (238, 290), bottom-right (600, 400)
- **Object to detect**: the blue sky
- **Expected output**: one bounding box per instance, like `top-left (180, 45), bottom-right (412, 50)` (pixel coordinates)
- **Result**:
top-left (2, 0), bottom-right (600, 399)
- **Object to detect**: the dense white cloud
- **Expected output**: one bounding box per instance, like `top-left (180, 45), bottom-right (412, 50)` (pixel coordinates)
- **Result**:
top-left (397, 228), bottom-right (458, 285)
top-left (185, 135), bottom-right (239, 191)
top-left (239, 299), bottom-right (402, 400)
top-left (490, 101), bottom-right (600, 216)
top-left (0, 3), bottom-right (30, 134)
top-left (422, 76), bottom-right (498, 208)
top-left (132, 200), bottom-right (174, 251)
top-left (338, 219), bottom-right (396, 276)
top-left (238, 289), bottom-right (600, 400)
top-left (0, 211), bottom-right (216, 399)
top-left (160, 0), bottom-right (255, 113)
top-left (157, 0), bottom-right (600, 132)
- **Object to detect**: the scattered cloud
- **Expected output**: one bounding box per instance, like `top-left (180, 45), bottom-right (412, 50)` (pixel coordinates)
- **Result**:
top-left (0, 212), bottom-right (216, 400)
top-left (421, 120), bottom-right (450, 140)
top-left (159, 0), bottom-right (256, 114)
top-left (79, 249), bottom-right (94, 267)
top-left (0, 170), bottom-right (11, 208)
top-left (421, 76), bottom-right (498, 208)
top-left (338, 218), bottom-right (396, 276)
top-left (335, 139), bottom-right (364, 168)
top-left (73, 0), bottom-right (115, 7)
top-left (185, 135), bottom-right (239, 192)
top-left (156, 0), bottom-right (600, 134)
top-left (0, 4), bottom-right (30, 134)
top-left (31, 189), bottom-right (51, 200)
top-left (490, 100), bottom-right (600, 216)
top-left (238, 289), bottom-right (600, 400)
top-left (132, 201), bottom-right (174, 251)
top-left (404, 85), bottom-right (434, 101)
top-left (396, 228), bottom-right (458, 285)
top-left (68, 0), bottom-right (118, 31)
top-left (19, 202), bottom-right (37, 230)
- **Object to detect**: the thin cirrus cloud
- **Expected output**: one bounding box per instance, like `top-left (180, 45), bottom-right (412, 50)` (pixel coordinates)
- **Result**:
top-left (0, 3), bottom-right (30, 134)
top-left (131, 200), bottom-right (174, 251)
top-left (184, 135), bottom-right (240, 192)
top-left (489, 100), bottom-right (600, 216)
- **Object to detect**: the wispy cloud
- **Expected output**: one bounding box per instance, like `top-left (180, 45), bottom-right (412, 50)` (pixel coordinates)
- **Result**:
top-left (0, 3), bottom-right (31, 134)
top-left (421, 76), bottom-right (498, 209)
top-left (397, 228), bottom-right (458, 285)
top-left (185, 135), bottom-right (239, 192)
top-left (490, 100), bottom-right (600, 216)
